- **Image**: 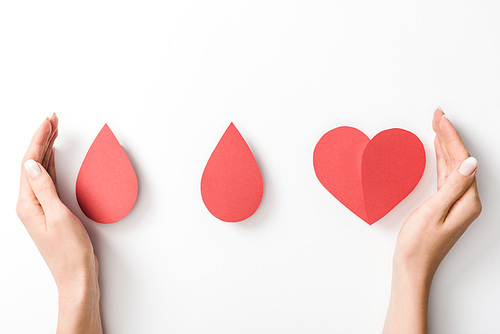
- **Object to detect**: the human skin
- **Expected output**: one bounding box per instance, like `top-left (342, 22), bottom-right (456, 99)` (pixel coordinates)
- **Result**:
top-left (14, 110), bottom-right (480, 333)
top-left (382, 108), bottom-right (482, 333)
top-left (16, 114), bottom-right (102, 334)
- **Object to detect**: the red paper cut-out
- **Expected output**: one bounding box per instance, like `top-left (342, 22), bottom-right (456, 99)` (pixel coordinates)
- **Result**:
top-left (76, 124), bottom-right (138, 224)
top-left (201, 123), bottom-right (263, 222)
top-left (313, 126), bottom-right (425, 225)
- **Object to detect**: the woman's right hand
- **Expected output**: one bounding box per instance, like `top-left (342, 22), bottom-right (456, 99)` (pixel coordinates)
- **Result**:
top-left (393, 108), bottom-right (481, 281)
top-left (383, 108), bottom-right (482, 334)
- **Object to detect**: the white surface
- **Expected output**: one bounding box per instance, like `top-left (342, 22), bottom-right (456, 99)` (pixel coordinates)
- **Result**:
top-left (1, 1), bottom-right (499, 333)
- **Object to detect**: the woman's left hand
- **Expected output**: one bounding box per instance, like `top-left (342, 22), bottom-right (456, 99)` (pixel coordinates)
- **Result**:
top-left (16, 114), bottom-right (102, 334)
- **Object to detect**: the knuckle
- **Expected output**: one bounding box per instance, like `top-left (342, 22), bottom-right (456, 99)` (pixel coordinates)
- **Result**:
top-left (471, 201), bottom-right (482, 218)
top-left (51, 207), bottom-right (72, 222)
top-left (15, 196), bottom-right (34, 220)
top-left (32, 177), bottom-right (56, 197)
top-left (35, 180), bottom-right (52, 194)
top-left (437, 171), bottom-right (448, 179)
top-left (466, 192), bottom-right (482, 218)
top-left (15, 202), bottom-right (26, 220)
top-left (446, 180), bottom-right (464, 196)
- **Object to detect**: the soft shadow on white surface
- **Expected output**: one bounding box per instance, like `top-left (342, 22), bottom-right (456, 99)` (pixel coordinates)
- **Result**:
top-left (1, 1), bottom-right (500, 333)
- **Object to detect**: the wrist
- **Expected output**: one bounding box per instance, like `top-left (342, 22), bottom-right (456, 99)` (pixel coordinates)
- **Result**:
top-left (392, 252), bottom-right (438, 287)
top-left (58, 277), bottom-right (97, 307)
top-left (57, 272), bottom-right (102, 334)
top-left (392, 263), bottom-right (433, 294)
top-left (383, 261), bottom-right (434, 334)
top-left (54, 252), bottom-right (99, 299)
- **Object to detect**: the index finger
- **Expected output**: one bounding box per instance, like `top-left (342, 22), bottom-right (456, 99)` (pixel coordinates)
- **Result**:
top-left (42, 114), bottom-right (59, 169)
top-left (439, 114), bottom-right (470, 166)
top-left (19, 118), bottom-right (53, 201)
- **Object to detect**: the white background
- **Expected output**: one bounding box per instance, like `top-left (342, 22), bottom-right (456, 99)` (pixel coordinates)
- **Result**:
top-left (1, 1), bottom-right (499, 333)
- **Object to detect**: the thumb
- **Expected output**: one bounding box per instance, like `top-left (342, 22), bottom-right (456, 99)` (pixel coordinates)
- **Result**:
top-left (24, 159), bottom-right (62, 214)
top-left (434, 157), bottom-right (478, 214)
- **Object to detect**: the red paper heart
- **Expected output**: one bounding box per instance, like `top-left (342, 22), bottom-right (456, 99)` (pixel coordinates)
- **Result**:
top-left (76, 124), bottom-right (138, 224)
top-left (201, 123), bottom-right (263, 222)
top-left (313, 127), bottom-right (425, 225)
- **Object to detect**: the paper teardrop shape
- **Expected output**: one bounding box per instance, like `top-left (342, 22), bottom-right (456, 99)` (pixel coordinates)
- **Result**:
top-left (201, 123), bottom-right (263, 222)
top-left (76, 124), bottom-right (138, 224)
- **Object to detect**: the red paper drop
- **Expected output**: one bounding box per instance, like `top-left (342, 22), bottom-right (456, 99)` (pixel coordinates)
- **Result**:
top-left (76, 124), bottom-right (138, 224)
top-left (313, 127), bottom-right (425, 225)
top-left (201, 123), bottom-right (263, 222)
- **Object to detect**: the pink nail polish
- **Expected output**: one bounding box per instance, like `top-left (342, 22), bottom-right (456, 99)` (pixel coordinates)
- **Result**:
top-left (458, 157), bottom-right (478, 176)
top-left (24, 159), bottom-right (42, 179)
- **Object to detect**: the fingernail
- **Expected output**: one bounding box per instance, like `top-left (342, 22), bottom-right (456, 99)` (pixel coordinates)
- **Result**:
top-left (38, 118), bottom-right (48, 129)
top-left (437, 106), bottom-right (444, 113)
top-left (458, 157), bottom-right (478, 176)
top-left (443, 115), bottom-right (453, 125)
top-left (24, 159), bottom-right (42, 179)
